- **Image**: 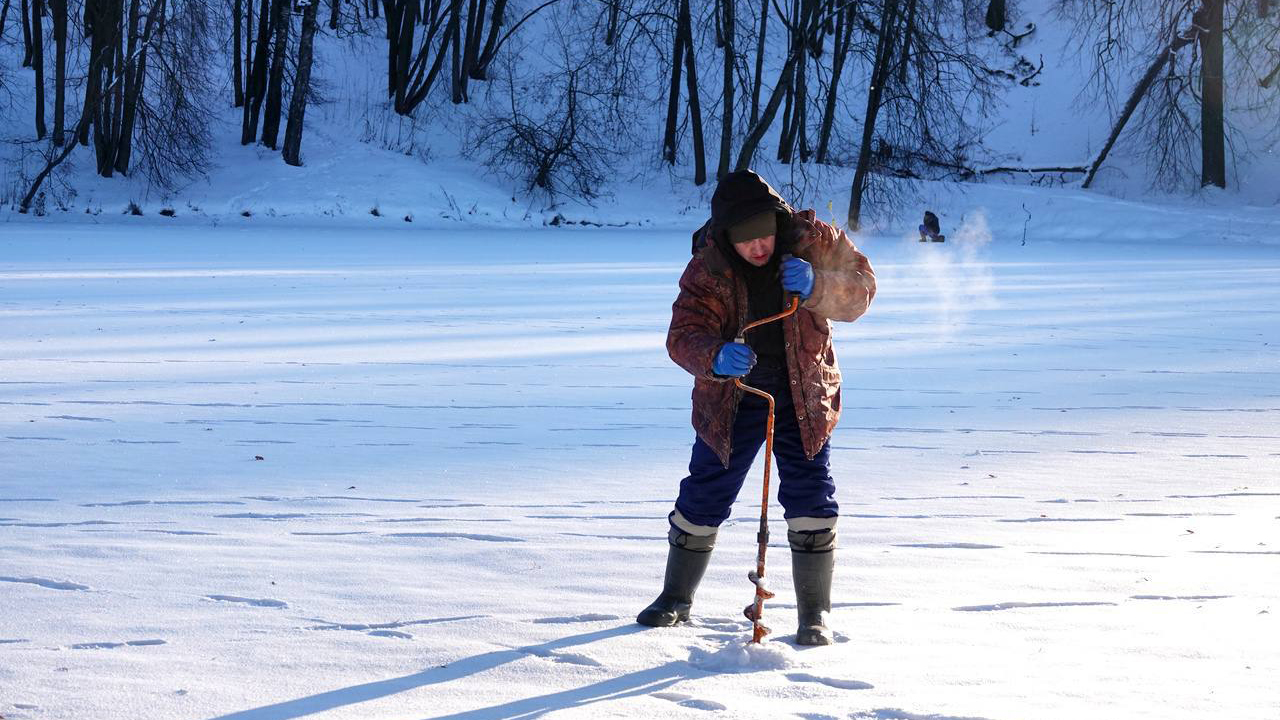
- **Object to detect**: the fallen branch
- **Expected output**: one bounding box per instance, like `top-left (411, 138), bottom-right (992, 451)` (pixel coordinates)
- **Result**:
top-left (1261, 57), bottom-right (1280, 88)
top-left (976, 165), bottom-right (1087, 176)
top-left (1001, 21), bottom-right (1035, 49)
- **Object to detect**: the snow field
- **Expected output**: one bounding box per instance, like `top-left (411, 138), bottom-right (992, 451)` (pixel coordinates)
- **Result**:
top-left (1, 208), bottom-right (1278, 719)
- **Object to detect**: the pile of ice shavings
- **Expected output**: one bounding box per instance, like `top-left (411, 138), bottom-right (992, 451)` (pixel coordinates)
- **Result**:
top-left (688, 638), bottom-right (799, 672)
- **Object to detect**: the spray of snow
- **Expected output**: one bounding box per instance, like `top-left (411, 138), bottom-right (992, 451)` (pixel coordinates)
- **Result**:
top-left (687, 638), bottom-right (799, 672)
top-left (909, 209), bottom-right (999, 336)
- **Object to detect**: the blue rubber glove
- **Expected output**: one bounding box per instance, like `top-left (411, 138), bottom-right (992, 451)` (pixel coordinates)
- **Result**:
top-left (781, 256), bottom-right (815, 299)
top-left (713, 342), bottom-right (756, 377)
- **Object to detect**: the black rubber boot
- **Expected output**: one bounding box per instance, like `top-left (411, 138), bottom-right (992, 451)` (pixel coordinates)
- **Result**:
top-left (636, 526), bottom-right (716, 627)
top-left (790, 528), bottom-right (836, 646)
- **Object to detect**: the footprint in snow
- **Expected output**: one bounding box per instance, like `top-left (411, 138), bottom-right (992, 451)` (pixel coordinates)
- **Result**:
top-left (216, 513), bottom-right (310, 520)
top-left (383, 532), bottom-right (524, 542)
top-left (893, 543), bottom-right (1002, 550)
top-left (518, 646), bottom-right (602, 667)
top-left (651, 692), bottom-right (728, 712)
top-left (306, 616), bottom-right (482, 633)
top-left (953, 601), bottom-right (1116, 612)
top-left (71, 639), bottom-right (167, 650)
top-left (206, 595), bottom-right (287, 608)
top-left (785, 672), bottom-right (874, 690)
top-left (1131, 595), bottom-right (1231, 602)
top-left (851, 708), bottom-right (999, 720)
top-left (0, 576), bottom-right (90, 591)
top-left (693, 618), bottom-right (749, 633)
top-left (531, 613), bottom-right (621, 624)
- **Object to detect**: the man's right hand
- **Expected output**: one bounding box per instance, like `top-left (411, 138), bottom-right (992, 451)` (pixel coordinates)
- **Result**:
top-left (713, 342), bottom-right (756, 377)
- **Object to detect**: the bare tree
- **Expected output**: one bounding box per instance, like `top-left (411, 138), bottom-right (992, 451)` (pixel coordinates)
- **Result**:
top-left (30, 0), bottom-right (45, 138)
top-left (283, 0), bottom-right (320, 166)
top-left (233, 0), bottom-right (244, 106)
top-left (469, 23), bottom-right (638, 198)
top-left (847, 0), bottom-right (1000, 230)
top-left (259, 0), bottom-right (290, 148)
top-left (678, 0), bottom-right (705, 184)
top-left (21, 0), bottom-right (214, 210)
top-left (749, 0), bottom-right (767, 126)
top-left (385, 0), bottom-right (457, 116)
top-left (1200, 0), bottom-right (1225, 187)
top-left (241, 0), bottom-right (273, 143)
top-left (816, 0), bottom-right (855, 164)
top-left (1080, 11), bottom-right (1200, 188)
top-left (1061, 0), bottom-right (1278, 190)
top-left (716, 0), bottom-right (734, 178)
top-left (20, 0), bottom-right (32, 67)
top-left (0, 0), bottom-right (12, 41)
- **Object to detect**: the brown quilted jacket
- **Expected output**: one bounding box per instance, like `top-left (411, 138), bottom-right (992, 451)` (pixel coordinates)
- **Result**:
top-left (667, 209), bottom-right (876, 466)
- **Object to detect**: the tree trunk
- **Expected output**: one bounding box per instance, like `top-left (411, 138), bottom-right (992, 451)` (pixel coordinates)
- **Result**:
top-left (776, 0), bottom-right (796, 162)
top-left (816, 2), bottom-right (850, 164)
top-left (400, 1), bottom-right (455, 113)
top-left (662, 0), bottom-right (685, 166)
top-left (717, 0), bottom-right (734, 179)
top-left (1199, 0), bottom-right (1225, 188)
top-left (32, 0), bottom-right (46, 139)
top-left (605, 0), bottom-right (619, 45)
top-left (261, 0), bottom-right (290, 148)
top-left (750, 0), bottom-right (767, 128)
top-left (898, 0), bottom-right (916, 84)
top-left (735, 51), bottom-right (798, 171)
top-left (457, 0), bottom-right (477, 93)
top-left (114, 0), bottom-right (158, 175)
top-left (473, 0), bottom-right (507, 79)
top-left (81, 0), bottom-right (107, 146)
top-left (330, 0), bottom-right (340, 29)
top-left (242, 0), bottom-right (273, 144)
top-left (234, 0), bottom-right (244, 107)
top-left (449, 0), bottom-right (465, 102)
top-left (0, 0), bottom-right (11, 45)
top-left (462, 0), bottom-right (485, 81)
top-left (108, 0), bottom-right (125, 174)
top-left (20, 0), bottom-right (31, 67)
top-left (679, 0), bottom-right (706, 185)
top-left (91, 0), bottom-right (123, 176)
top-left (284, 0), bottom-right (320, 166)
top-left (984, 0), bottom-right (1005, 33)
top-left (848, 0), bottom-right (901, 231)
top-left (1082, 18), bottom-right (1199, 189)
top-left (388, 0), bottom-right (414, 106)
top-left (50, 0), bottom-right (67, 145)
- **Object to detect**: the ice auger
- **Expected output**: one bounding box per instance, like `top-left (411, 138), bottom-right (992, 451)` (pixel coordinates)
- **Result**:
top-left (733, 263), bottom-right (801, 643)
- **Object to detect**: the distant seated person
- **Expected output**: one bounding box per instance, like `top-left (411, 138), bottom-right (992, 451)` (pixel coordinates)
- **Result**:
top-left (919, 211), bottom-right (945, 242)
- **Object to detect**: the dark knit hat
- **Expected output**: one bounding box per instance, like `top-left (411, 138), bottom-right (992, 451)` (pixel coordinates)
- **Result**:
top-left (728, 211), bottom-right (777, 244)
top-left (710, 170), bottom-right (791, 233)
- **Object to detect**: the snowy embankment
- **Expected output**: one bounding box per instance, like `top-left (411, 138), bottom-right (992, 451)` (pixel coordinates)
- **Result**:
top-left (1, 192), bottom-right (1277, 720)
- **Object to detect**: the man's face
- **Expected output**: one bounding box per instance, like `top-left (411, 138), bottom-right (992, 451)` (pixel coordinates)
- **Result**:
top-left (733, 234), bottom-right (776, 267)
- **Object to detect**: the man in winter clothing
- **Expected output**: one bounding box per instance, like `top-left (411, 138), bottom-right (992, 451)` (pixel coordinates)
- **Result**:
top-left (637, 170), bottom-right (875, 645)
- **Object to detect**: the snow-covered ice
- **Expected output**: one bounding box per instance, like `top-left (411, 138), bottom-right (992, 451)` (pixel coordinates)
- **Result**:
top-left (1, 191), bottom-right (1277, 719)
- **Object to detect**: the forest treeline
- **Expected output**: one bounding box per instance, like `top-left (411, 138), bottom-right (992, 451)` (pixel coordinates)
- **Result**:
top-left (2, 0), bottom-right (1278, 223)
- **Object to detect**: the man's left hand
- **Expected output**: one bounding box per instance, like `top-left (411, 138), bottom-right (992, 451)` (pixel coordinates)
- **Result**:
top-left (781, 256), bottom-right (815, 299)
